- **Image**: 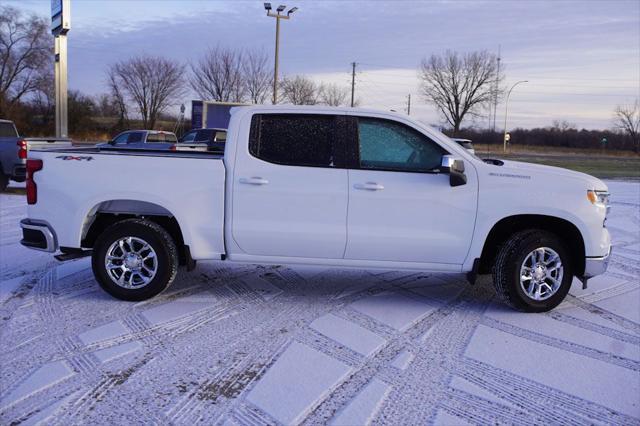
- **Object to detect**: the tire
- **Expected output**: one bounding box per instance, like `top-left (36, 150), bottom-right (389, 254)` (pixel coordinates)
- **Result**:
top-left (92, 218), bottom-right (178, 301)
top-left (492, 230), bottom-right (572, 312)
top-left (0, 172), bottom-right (8, 192)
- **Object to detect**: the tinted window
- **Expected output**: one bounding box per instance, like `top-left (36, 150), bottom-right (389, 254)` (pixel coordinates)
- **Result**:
top-left (250, 114), bottom-right (336, 167)
top-left (357, 118), bottom-right (445, 172)
top-left (0, 122), bottom-right (18, 137)
top-left (214, 131), bottom-right (227, 142)
top-left (127, 132), bottom-right (144, 143)
top-left (147, 133), bottom-right (177, 143)
top-left (195, 129), bottom-right (213, 142)
top-left (180, 131), bottom-right (196, 143)
top-left (113, 133), bottom-right (129, 144)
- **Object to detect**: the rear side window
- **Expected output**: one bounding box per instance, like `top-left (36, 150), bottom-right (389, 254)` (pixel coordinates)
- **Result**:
top-left (147, 133), bottom-right (177, 143)
top-left (0, 122), bottom-right (18, 137)
top-left (249, 114), bottom-right (336, 167)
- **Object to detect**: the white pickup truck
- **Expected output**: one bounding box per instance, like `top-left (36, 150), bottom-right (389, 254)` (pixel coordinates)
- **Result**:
top-left (20, 106), bottom-right (611, 312)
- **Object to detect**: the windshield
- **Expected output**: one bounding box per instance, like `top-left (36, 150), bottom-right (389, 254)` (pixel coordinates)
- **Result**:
top-left (0, 122), bottom-right (18, 137)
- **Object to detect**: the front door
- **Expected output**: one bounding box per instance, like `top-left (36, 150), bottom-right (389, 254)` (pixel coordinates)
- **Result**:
top-left (344, 115), bottom-right (478, 265)
top-left (232, 113), bottom-right (349, 259)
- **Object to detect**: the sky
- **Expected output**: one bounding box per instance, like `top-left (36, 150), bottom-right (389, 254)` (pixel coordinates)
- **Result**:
top-left (10, 0), bottom-right (640, 130)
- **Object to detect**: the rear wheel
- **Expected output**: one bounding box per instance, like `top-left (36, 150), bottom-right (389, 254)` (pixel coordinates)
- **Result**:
top-left (0, 172), bottom-right (8, 192)
top-left (92, 218), bottom-right (178, 301)
top-left (492, 230), bottom-right (572, 312)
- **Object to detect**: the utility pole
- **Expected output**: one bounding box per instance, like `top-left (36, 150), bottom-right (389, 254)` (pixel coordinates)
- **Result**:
top-left (264, 3), bottom-right (298, 105)
top-left (406, 94), bottom-right (411, 115)
top-left (350, 62), bottom-right (357, 107)
top-left (492, 45), bottom-right (501, 132)
top-left (51, 0), bottom-right (70, 138)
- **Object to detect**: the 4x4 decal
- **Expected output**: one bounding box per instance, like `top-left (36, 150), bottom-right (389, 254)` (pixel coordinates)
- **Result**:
top-left (56, 155), bottom-right (94, 161)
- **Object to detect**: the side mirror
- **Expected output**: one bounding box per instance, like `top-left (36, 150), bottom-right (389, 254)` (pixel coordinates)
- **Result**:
top-left (440, 155), bottom-right (467, 187)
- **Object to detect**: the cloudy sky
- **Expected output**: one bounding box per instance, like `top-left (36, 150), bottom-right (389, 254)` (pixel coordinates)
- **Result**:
top-left (13, 0), bottom-right (640, 129)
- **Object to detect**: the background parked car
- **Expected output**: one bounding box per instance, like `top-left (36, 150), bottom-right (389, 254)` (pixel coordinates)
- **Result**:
top-left (451, 138), bottom-right (475, 154)
top-left (97, 130), bottom-right (178, 150)
top-left (179, 128), bottom-right (227, 152)
top-left (0, 119), bottom-right (71, 191)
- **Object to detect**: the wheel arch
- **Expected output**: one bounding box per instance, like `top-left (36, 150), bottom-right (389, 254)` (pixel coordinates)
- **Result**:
top-left (478, 214), bottom-right (586, 276)
top-left (80, 199), bottom-right (189, 265)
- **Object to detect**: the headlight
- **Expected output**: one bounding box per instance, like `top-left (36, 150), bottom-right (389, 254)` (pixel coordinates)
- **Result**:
top-left (587, 190), bottom-right (610, 207)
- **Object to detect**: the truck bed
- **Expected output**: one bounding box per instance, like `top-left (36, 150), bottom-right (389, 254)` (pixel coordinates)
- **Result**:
top-left (31, 145), bottom-right (224, 160)
top-left (26, 146), bottom-right (226, 260)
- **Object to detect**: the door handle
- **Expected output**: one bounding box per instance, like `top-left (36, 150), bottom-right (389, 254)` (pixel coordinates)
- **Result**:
top-left (239, 177), bottom-right (269, 185)
top-left (354, 182), bottom-right (384, 191)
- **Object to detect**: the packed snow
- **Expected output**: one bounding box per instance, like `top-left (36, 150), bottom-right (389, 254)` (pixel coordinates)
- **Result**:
top-left (1, 180), bottom-right (639, 424)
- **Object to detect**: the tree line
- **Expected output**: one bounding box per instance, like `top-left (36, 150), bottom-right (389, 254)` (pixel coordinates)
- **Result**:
top-left (1, 5), bottom-right (638, 151)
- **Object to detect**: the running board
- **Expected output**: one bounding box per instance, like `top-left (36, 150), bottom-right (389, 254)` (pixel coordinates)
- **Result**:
top-left (55, 248), bottom-right (92, 262)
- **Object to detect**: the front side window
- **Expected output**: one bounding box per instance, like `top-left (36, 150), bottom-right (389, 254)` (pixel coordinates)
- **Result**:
top-left (127, 132), bottom-right (144, 143)
top-left (112, 133), bottom-right (129, 144)
top-left (181, 131), bottom-right (196, 143)
top-left (195, 129), bottom-right (213, 142)
top-left (249, 114), bottom-right (336, 167)
top-left (357, 117), bottom-right (445, 172)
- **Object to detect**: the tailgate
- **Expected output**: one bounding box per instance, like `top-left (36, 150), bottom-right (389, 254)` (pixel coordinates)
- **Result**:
top-left (26, 138), bottom-right (73, 150)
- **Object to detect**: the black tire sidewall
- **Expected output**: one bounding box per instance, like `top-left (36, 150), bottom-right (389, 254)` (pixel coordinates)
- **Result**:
top-left (92, 221), bottom-right (176, 301)
top-left (0, 173), bottom-right (8, 192)
top-left (507, 233), bottom-right (573, 312)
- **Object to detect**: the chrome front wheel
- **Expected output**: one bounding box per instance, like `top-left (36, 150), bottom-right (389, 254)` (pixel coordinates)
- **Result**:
top-left (519, 247), bottom-right (564, 301)
top-left (105, 236), bottom-right (158, 289)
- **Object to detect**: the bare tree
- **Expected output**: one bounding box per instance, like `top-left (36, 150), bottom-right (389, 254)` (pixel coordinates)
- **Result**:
top-left (0, 6), bottom-right (50, 116)
top-left (280, 75), bottom-right (318, 105)
top-left (614, 101), bottom-right (640, 152)
top-left (319, 82), bottom-right (349, 106)
top-left (190, 46), bottom-right (245, 103)
top-left (551, 120), bottom-right (577, 132)
top-left (419, 50), bottom-right (502, 133)
top-left (242, 49), bottom-right (271, 104)
top-left (107, 55), bottom-right (185, 129)
top-left (106, 70), bottom-right (129, 128)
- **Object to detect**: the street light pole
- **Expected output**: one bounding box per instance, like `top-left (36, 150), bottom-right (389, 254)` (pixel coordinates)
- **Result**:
top-left (503, 80), bottom-right (528, 152)
top-left (264, 4), bottom-right (297, 105)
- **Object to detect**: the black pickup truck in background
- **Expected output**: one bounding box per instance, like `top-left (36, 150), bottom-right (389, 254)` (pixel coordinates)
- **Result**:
top-left (0, 119), bottom-right (72, 191)
top-left (179, 127), bottom-right (227, 153)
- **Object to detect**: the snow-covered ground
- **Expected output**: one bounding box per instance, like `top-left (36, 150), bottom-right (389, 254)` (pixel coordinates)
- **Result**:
top-left (1, 180), bottom-right (639, 425)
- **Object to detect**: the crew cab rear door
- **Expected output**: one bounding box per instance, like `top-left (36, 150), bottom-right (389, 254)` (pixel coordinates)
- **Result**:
top-left (231, 112), bottom-right (349, 259)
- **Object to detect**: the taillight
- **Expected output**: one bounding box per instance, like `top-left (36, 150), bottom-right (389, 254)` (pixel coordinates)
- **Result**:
top-left (169, 144), bottom-right (177, 151)
top-left (17, 139), bottom-right (27, 159)
top-left (26, 159), bottom-right (43, 205)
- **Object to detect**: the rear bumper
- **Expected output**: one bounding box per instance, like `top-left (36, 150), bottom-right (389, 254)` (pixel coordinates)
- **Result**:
top-left (583, 245), bottom-right (612, 278)
top-left (12, 165), bottom-right (26, 181)
top-left (20, 219), bottom-right (57, 252)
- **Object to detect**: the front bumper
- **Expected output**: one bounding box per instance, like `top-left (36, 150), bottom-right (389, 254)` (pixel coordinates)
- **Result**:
top-left (20, 219), bottom-right (57, 252)
top-left (583, 245), bottom-right (612, 279)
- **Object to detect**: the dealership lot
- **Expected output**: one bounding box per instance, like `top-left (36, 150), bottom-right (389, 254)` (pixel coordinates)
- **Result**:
top-left (1, 181), bottom-right (639, 424)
